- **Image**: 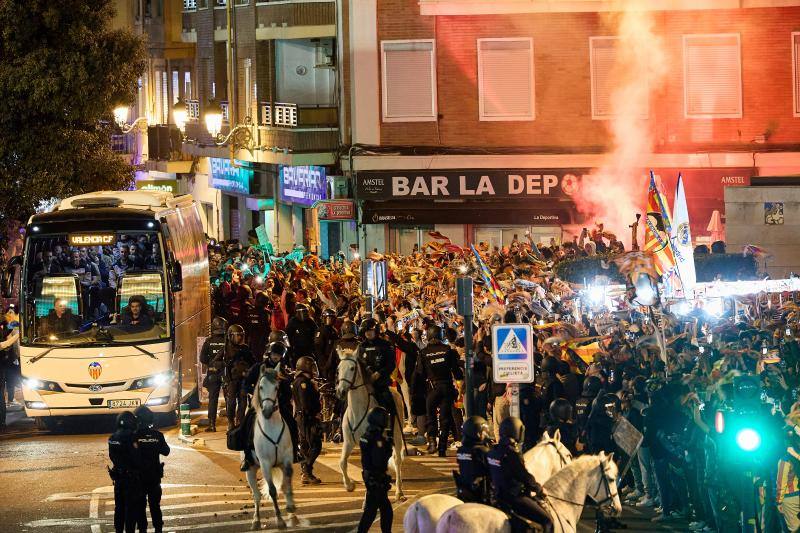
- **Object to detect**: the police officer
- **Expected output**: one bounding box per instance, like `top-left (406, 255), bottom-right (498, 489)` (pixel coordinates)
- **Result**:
top-left (243, 292), bottom-right (272, 360)
top-left (315, 309), bottom-right (339, 384)
top-left (420, 323), bottom-right (463, 456)
top-left (286, 303), bottom-right (318, 365)
top-left (587, 393), bottom-right (620, 454)
top-left (528, 356), bottom-right (565, 445)
top-left (293, 356), bottom-right (323, 484)
top-left (575, 375), bottom-right (602, 451)
top-left (224, 324), bottom-right (255, 428)
top-left (356, 318), bottom-right (397, 436)
top-left (357, 407), bottom-right (394, 533)
top-left (546, 398), bottom-right (578, 455)
top-left (455, 416), bottom-right (492, 503)
top-left (133, 406), bottom-right (170, 533)
top-left (199, 317), bottom-right (227, 432)
top-left (487, 417), bottom-right (553, 533)
top-left (108, 411), bottom-right (141, 533)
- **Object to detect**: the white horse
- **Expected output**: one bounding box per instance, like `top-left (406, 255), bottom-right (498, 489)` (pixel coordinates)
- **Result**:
top-left (335, 348), bottom-right (405, 501)
top-left (522, 429), bottom-right (573, 483)
top-left (404, 430), bottom-right (573, 533)
top-left (436, 452), bottom-right (622, 533)
top-left (244, 364), bottom-right (296, 530)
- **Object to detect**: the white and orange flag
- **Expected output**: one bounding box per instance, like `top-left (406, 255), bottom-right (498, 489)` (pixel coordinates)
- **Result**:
top-left (643, 171), bottom-right (676, 277)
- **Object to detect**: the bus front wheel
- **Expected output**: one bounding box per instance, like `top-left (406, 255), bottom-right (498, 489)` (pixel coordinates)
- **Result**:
top-left (34, 417), bottom-right (56, 431)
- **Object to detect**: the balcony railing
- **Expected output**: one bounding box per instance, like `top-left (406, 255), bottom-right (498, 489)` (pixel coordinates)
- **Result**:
top-left (183, 0), bottom-right (197, 10)
top-left (220, 101), bottom-right (230, 123)
top-left (111, 133), bottom-right (137, 154)
top-left (186, 99), bottom-right (200, 121)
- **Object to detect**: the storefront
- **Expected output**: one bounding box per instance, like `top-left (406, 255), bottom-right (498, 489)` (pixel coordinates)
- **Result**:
top-left (315, 199), bottom-right (357, 259)
top-left (356, 169), bottom-right (584, 254)
top-left (277, 165), bottom-right (328, 253)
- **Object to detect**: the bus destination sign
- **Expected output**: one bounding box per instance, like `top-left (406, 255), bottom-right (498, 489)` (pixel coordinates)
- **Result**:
top-left (68, 233), bottom-right (116, 246)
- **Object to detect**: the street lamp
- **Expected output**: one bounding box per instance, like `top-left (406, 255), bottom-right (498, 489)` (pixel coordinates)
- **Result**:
top-left (203, 98), bottom-right (252, 148)
top-left (173, 97), bottom-right (188, 134)
top-left (113, 104), bottom-right (147, 133)
top-left (204, 99), bottom-right (223, 139)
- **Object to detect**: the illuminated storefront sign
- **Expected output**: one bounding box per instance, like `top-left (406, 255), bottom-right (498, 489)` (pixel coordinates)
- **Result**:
top-left (279, 165), bottom-right (327, 207)
top-left (210, 158), bottom-right (254, 195)
top-left (136, 179), bottom-right (178, 194)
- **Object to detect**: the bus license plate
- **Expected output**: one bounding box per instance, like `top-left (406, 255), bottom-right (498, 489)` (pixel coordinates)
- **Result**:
top-left (108, 399), bottom-right (141, 409)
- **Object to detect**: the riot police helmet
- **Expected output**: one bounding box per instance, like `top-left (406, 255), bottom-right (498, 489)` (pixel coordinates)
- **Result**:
top-left (541, 355), bottom-right (559, 374)
top-left (498, 416), bottom-right (525, 445)
top-left (295, 356), bottom-right (319, 378)
top-left (366, 406), bottom-right (390, 430)
top-left (265, 341), bottom-right (288, 360)
top-left (549, 398), bottom-right (573, 423)
top-left (211, 316), bottom-right (228, 336)
top-left (268, 330), bottom-right (290, 347)
top-left (227, 324), bottom-right (245, 344)
top-left (134, 405), bottom-right (155, 428)
top-left (426, 324), bottom-right (443, 343)
top-left (461, 416), bottom-right (490, 444)
top-left (582, 375), bottom-right (602, 397)
top-left (116, 411), bottom-right (138, 430)
top-left (322, 308), bottom-right (336, 325)
top-left (295, 303), bottom-right (310, 320)
top-left (340, 319), bottom-right (357, 339)
top-left (360, 317), bottom-right (379, 340)
top-left (600, 393), bottom-right (621, 419)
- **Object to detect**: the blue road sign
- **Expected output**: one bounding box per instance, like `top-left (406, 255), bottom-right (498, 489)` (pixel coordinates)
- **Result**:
top-left (491, 323), bottom-right (534, 383)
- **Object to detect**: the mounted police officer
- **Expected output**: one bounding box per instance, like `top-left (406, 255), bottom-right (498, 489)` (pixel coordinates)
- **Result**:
top-left (292, 356), bottom-right (323, 484)
top-left (330, 320), bottom-right (359, 441)
top-left (455, 416), bottom-right (492, 504)
top-left (243, 292), bottom-right (272, 361)
top-left (224, 324), bottom-right (255, 428)
top-left (133, 406), bottom-right (170, 533)
top-left (420, 323), bottom-right (463, 456)
top-left (488, 417), bottom-right (553, 533)
top-left (199, 317), bottom-right (227, 432)
top-left (108, 411), bottom-right (141, 533)
top-left (357, 406), bottom-right (394, 533)
top-left (286, 303), bottom-right (318, 365)
top-left (575, 375), bottom-right (602, 451)
top-left (315, 309), bottom-right (340, 385)
top-left (356, 318), bottom-right (397, 436)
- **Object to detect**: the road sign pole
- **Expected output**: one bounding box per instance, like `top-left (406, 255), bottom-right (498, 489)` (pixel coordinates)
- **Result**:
top-left (510, 383), bottom-right (520, 418)
top-left (456, 278), bottom-right (474, 418)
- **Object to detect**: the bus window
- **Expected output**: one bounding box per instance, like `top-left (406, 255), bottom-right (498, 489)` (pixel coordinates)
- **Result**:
top-left (33, 275), bottom-right (82, 342)
top-left (113, 272), bottom-right (169, 340)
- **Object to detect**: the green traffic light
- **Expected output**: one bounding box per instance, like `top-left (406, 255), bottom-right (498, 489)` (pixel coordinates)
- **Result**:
top-left (735, 428), bottom-right (761, 452)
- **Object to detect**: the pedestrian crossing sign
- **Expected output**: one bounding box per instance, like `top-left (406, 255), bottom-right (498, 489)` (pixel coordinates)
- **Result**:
top-left (491, 323), bottom-right (534, 383)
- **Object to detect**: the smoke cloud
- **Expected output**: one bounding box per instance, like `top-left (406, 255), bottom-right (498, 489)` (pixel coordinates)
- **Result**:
top-left (573, 3), bottom-right (668, 247)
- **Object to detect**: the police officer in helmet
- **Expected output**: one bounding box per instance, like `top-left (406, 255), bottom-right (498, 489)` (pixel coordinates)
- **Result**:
top-left (587, 393), bottom-right (620, 454)
top-left (292, 356), bottom-right (323, 484)
top-left (357, 406), bottom-right (394, 533)
top-left (488, 417), bottom-right (553, 533)
top-left (420, 323), bottom-right (463, 456)
top-left (224, 324), bottom-right (255, 428)
top-left (315, 309), bottom-right (340, 384)
top-left (108, 411), bottom-right (141, 533)
top-left (455, 416), bottom-right (492, 504)
top-left (199, 317), bottom-right (227, 432)
top-left (575, 375), bottom-right (603, 451)
top-left (330, 319), bottom-right (359, 442)
top-left (133, 405), bottom-right (170, 533)
top-left (527, 355), bottom-right (565, 447)
top-left (356, 317), bottom-right (397, 437)
top-left (287, 303), bottom-right (318, 365)
top-left (546, 398), bottom-right (577, 455)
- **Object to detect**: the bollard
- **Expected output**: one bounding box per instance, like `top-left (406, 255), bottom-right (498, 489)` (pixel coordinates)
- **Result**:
top-left (180, 403), bottom-right (191, 436)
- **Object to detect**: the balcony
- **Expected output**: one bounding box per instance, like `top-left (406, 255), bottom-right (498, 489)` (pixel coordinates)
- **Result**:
top-left (257, 102), bottom-right (338, 160)
top-left (255, 0), bottom-right (335, 40)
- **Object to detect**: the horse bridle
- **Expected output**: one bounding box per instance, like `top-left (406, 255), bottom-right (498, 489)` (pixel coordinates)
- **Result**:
top-left (544, 440), bottom-right (573, 469)
top-left (338, 356), bottom-right (375, 437)
top-left (255, 373), bottom-right (286, 468)
top-left (258, 373), bottom-right (280, 416)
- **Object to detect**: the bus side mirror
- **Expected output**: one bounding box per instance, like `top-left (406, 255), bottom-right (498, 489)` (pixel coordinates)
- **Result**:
top-left (170, 260), bottom-right (183, 293)
top-left (1, 256), bottom-right (21, 299)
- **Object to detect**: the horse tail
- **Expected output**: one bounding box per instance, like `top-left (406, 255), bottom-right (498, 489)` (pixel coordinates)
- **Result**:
top-left (402, 501), bottom-right (421, 533)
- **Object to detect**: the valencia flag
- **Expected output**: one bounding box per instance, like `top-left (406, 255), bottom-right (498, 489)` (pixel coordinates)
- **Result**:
top-left (643, 171), bottom-right (676, 276)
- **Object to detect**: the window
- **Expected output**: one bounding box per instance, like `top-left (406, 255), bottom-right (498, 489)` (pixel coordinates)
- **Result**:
top-left (793, 33), bottom-right (800, 117)
top-left (477, 38), bottom-right (534, 121)
top-left (590, 37), bottom-right (648, 120)
top-left (161, 71), bottom-right (169, 123)
top-left (381, 40), bottom-right (437, 122)
top-left (683, 34), bottom-right (742, 118)
top-left (172, 70), bottom-right (180, 104)
top-left (154, 70), bottom-right (164, 123)
top-left (184, 71), bottom-right (192, 100)
top-left (244, 58), bottom-right (252, 120)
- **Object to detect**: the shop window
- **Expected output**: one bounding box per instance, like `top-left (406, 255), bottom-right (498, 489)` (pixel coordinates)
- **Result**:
top-left (793, 33), bottom-right (800, 117)
top-left (478, 38), bottom-right (534, 121)
top-left (683, 34), bottom-right (742, 118)
top-left (380, 40), bottom-right (437, 122)
top-left (589, 37), bottom-right (649, 120)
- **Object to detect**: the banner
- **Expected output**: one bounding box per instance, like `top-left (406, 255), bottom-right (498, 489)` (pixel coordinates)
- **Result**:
top-left (643, 171), bottom-right (676, 277)
top-left (471, 244), bottom-right (504, 304)
top-left (671, 175), bottom-right (697, 298)
top-left (279, 165), bottom-right (327, 207)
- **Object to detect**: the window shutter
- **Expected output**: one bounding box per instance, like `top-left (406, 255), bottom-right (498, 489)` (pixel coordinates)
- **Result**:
top-left (478, 38), bottom-right (534, 121)
top-left (153, 70), bottom-right (163, 124)
top-left (793, 33), bottom-right (800, 116)
top-left (684, 34), bottom-right (741, 118)
top-left (590, 38), bottom-right (616, 119)
top-left (381, 41), bottom-right (436, 122)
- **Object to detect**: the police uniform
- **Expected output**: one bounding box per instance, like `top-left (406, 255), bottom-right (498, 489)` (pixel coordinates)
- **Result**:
top-left (108, 416), bottom-right (141, 533)
top-left (357, 411), bottom-right (394, 533)
top-left (456, 441), bottom-right (491, 503)
top-left (420, 336), bottom-right (463, 455)
top-left (224, 343), bottom-right (255, 427)
top-left (315, 323), bottom-right (339, 384)
top-left (292, 370), bottom-right (322, 482)
top-left (243, 305), bottom-right (271, 361)
top-left (356, 335), bottom-right (397, 431)
top-left (134, 413), bottom-right (170, 533)
top-left (199, 333), bottom-right (226, 430)
top-left (286, 315), bottom-right (318, 363)
top-left (528, 359), bottom-right (565, 447)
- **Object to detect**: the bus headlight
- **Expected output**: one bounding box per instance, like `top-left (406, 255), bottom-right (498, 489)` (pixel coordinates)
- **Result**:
top-left (146, 396), bottom-right (170, 406)
top-left (130, 372), bottom-right (172, 390)
top-left (26, 401), bottom-right (47, 410)
top-left (23, 377), bottom-right (63, 392)
top-left (150, 372), bottom-right (171, 387)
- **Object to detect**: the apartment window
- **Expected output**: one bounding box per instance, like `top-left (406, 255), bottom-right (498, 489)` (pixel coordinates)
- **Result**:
top-left (477, 38), bottom-right (534, 121)
top-left (153, 70), bottom-right (163, 123)
top-left (184, 71), bottom-right (193, 99)
top-left (381, 40), bottom-right (437, 122)
top-left (793, 33), bottom-right (800, 117)
top-left (589, 37), bottom-right (648, 120)
top-left (172, 70), bottom-right (180, 104)
top-left (683, 34), bottom-right (742, 118)
top-left (244, 58), bottom-right (252, 120)
top-left (161, 71), bottom-right (169, 123)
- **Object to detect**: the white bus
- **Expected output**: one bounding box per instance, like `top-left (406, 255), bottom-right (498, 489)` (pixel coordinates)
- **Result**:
top-left (14, 190), bottom-right (210, 429)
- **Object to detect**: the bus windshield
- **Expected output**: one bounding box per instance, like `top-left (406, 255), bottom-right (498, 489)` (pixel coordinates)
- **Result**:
top-left (22, 231), bottom-right (169, 346)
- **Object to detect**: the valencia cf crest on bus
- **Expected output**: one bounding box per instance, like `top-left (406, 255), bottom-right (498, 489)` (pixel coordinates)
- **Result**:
top-left (88, 362), bottom-right (102, 380)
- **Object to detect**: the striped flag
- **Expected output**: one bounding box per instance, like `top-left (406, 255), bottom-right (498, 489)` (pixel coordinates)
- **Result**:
top-left (470, 244), bottom-right (504, 304)
top-left (643, 171), bottom-right (676, 276)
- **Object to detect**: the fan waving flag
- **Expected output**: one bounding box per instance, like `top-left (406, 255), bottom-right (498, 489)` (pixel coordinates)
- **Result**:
top-left (643, 171), bottom-right (676, 276)
top-left (470, 244), bottom-right (504, 304)
top-left (670, 174), bottom-right (696, 298)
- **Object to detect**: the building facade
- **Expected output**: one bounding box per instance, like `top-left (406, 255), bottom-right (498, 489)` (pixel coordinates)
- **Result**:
top-left (346, 0), bottom-right (800, 254)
